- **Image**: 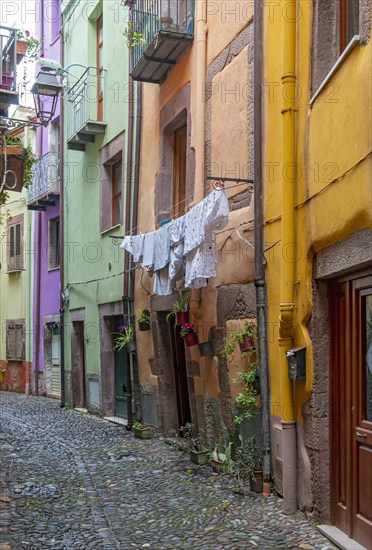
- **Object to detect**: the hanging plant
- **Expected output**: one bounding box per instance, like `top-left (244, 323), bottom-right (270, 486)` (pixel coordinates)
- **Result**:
top-left (114, 325), bottom-right (136, 353)
top-left (180, 323), bottom-right (199, 347)
top-left (166, 291), bottom-right (190, 324)
top-left (4, 136), bottom-right (36, 189)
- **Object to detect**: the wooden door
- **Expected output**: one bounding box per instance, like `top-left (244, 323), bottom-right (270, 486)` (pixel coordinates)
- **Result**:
top-left (169, 316), bottom-right (191, 430)
top-left (330, 272), bottom-right (372, 549)
top-left (71, 321), bottom-right (86, 409)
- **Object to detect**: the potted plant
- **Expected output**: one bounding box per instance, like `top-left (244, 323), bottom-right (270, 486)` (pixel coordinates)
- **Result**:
top-left (114, 325), bottom-right (136, 353)
top-left (221, 321), bottom-right (259, 423)
top-left (209, 441), bottom-right (234, 473)
top-left (166, 291), bottom-right (189, 325)
top-left (138, 309), bottom-right (151, 331)
top-left (180, 323), bottom-right (198, 347)
top-left (16, 30), bottom-right (41, 63)
top-left (48, 321), bottom-right (61, 335)
top-left (132, 421), bottom-right (152, 440)
top-left (180, 423), bottom-right (209, 465)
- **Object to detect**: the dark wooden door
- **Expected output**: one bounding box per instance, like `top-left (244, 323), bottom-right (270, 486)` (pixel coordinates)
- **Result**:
top-left (71, 321), bottom-right (86, 409)
top-left (113, 316), bottom-right (128, 419)
top-left (330, 273), bottom-right (372, 549)
top-left (169, 316), bottom-right (191, 430)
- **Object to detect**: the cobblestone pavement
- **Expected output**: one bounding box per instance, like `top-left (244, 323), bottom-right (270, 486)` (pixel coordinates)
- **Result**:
top-left (0, 393), bottom-right (336, 550)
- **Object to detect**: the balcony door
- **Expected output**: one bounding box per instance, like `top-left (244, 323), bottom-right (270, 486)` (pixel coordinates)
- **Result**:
top-left (330, 272), bottom-right (372, 549)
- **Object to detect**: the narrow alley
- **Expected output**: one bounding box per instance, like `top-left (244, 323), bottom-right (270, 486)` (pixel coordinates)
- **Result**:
top-left (0, 392), bottom-right (335, 550)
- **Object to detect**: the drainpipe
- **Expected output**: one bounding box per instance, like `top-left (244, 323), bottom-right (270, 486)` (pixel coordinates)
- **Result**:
top-left (194, 0), bottom-right (207, 200)
top-left (60, 11), bottom-right (65, 407)
top-left (279, 0), bottom-right (297, 514)
top-left (253, 0), bottom-right (271, 495)
top-left (34, 211), bottom-right (41, 395)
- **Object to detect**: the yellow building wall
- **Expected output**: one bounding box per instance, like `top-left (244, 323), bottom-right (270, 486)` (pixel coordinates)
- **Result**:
top-left (264, 2), bottom-right (372, 422)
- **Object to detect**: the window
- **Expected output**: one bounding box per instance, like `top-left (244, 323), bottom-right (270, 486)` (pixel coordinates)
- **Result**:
top-left (6, 320), bottom-right (25, 361)
top-left (311, 0), bottom-right (362, 93)
top-left (50, 0), bottom-right (61, 42)
top-left (112, 161), bottom-right (123, 227)
top-left (339, 0), bottom-right (359, 53)
top-left (7, 220), bottom-right (23, 272)
top-left (173, 125), bottom-right (187, 218)
top-left (49, 218), bottom-right (60, 269)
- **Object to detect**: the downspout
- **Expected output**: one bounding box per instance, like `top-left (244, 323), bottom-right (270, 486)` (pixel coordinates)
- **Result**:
top-left (123, 43), bottom-right (135, 429)
top-left (190, 0), bottom-right (207, 321)
top-left (194, 0), bottom-right (207, 200)
top-left (34, 212), bottom-right (41, 396)
top-left (279, 0), bottom-right (297, 514)
top-left (60, 11), bottom-right (65, 407)
top-left (253, 0), bottom-right (271, 495)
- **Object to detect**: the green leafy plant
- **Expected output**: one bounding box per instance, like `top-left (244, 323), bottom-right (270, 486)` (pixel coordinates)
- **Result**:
top-left (123, 23), bottom-right (147, 48)
top-left (180, 422), bottom-right (208, 452)
top-left (166, 291), bottom-right (189, 321)
top-left (113, 325), bottom-right (134, 351)
top-left (221, 321), bottom-right (259, 422)
top-left (132, 421), bottom-right (143, 429)
top-left (138, 309), bottom-right (150, 324)
top-left (179, 323), bottom-right (195, 338)
top-left (4, 135), bottom-right (36, 189)
top-left (16, 30), bottom-right (42, 93)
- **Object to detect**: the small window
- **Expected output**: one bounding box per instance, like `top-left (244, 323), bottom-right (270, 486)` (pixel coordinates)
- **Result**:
top-left (51, 0), bottom-right (61, 42)
top-left (173, 125), bottom-right (187, 218)
top-left (7, 222), bottom-right (23, 272)
top-left (49, 218), bottom-right (60, 269)
top-left (112, 161), bottom-right (122, 226)
top-left (339, 0), bottom-right (359, 53)
top-left (6, 320), bottom-right (25, 361)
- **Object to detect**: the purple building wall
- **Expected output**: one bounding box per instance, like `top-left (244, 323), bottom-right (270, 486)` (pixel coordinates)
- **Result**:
top-left (32, 0), bottom-right (61, 392)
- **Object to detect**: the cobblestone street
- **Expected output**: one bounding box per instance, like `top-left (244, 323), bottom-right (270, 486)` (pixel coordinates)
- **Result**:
top-left (0, 393), bottom-right (336, 550)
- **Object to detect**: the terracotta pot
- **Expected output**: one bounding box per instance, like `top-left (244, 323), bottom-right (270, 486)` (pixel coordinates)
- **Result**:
top-left (189, 449), bottom-right (209, 465)
top-left (249, 470), bottom-right (263, 493)
top-left (176, 311), bottom-right (189, 325)
top-left (184, 331), bottom-right (198, 347)
top-left (240, 334), bottom-right (256, 352)
top-left (210, 459), bottom-right (224, 473)
top-left (133, 426), bottom-right (152, 440)
top-left (16, 40), bottom-right (28, 62)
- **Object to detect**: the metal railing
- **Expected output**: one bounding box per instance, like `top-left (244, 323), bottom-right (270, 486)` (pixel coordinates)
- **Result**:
top-left (0, 26), bottom-right (17, 93)
top-left (131, 0), bottom-right (194, 70)
top-left (66, 66), bottom-right (107, 140)
top-left (27, 152), bottom-right (60, 202)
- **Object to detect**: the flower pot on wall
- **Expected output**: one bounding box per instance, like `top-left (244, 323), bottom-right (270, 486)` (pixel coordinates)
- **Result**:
top-left (125, 340), bottom-right (137, 353)
top-left (240, 334), bottom-right (256, 352)
top-left (184, 332), bottom-right (198, 347)
top-left (199, 342), bottom-right (214, 357)
top-left (138, 321), bottom-right (150, 332)
top-left (176, 311), bottom-right (189, 325)
top-left (16, 40), bottom-right (28, 62)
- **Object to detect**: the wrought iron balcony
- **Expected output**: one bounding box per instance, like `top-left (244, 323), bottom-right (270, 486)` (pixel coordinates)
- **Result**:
top-left (66, 67), bottom-right (107, 151)
top-left (0, 26), bottom-right (19, 112)
top-left (130, 0), bottom-right (194, 83)
top-left (27, 152), bottom-right (60, 210)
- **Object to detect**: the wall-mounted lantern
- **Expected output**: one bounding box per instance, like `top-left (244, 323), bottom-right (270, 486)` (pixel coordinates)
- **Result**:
top-left (31, 67), bottom-right (63, 126)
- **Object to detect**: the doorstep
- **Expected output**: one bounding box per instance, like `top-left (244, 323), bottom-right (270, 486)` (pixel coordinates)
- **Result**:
top-left (74, 408), bottom-right (88, 414)
top-left (104, 416), bottom-right (128, 427)
top-left (317, 525), bottom-right (367, 550)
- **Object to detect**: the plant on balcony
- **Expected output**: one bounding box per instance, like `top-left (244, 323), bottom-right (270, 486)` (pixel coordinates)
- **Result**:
top-left (5, 136), bottom-right (36, 189)
top-left (123, 23), bottom-right (147, 48)
top-left (16, 30), bottom-right (42, 91)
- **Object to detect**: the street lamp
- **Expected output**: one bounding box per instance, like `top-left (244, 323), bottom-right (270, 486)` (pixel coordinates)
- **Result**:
top-left (31, 67), bottom-right (63, 126)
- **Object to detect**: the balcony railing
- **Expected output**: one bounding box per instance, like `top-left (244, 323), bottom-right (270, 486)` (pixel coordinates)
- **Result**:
top-left (131, 0), bottom-right (194, 83)
top-left (27, 152), bottom-right (60, 208)
top-left (0, 26), bottom-right (18, 111)
top-left (66, 67), bottom-right (107, 151)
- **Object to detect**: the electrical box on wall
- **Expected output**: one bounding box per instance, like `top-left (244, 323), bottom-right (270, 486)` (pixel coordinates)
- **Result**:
top-left (286, 346), bottom-right (306, 380)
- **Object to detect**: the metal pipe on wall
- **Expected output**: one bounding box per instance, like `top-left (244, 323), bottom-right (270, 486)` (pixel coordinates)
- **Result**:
top-left (253, 0), bottom-right (271, 494)
top-left (279, 0), bottom-right (298, 515)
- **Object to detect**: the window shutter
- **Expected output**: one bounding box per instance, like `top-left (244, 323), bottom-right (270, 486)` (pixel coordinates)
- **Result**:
top-left (8, 225), bottom-right (15, 271)
top-left (6, 323), bottom-right (16, 360)
top-left (15, 223), bottom-right (22, 270)
top-left (15, 323), bottom-right (25, 361)
top-left (7, 223), bottom-right (23, 271)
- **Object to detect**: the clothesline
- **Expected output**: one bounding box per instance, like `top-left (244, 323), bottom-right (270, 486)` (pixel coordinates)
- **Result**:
top-left (110, 180), bottom-right (251, 240)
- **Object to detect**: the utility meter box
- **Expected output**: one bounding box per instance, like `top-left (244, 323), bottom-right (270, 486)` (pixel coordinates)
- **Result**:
top-left (286, 346), bottom-right (306, 380)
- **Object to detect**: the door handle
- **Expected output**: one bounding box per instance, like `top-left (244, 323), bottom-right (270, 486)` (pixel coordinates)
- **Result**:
top-left (356, 432), bottom-right (367, 438)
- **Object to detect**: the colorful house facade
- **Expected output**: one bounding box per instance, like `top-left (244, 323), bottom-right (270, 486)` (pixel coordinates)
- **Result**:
top-left (263, 1), bottom-right (372, 547)
top-left (26, 0), bottom-right (62, 397)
